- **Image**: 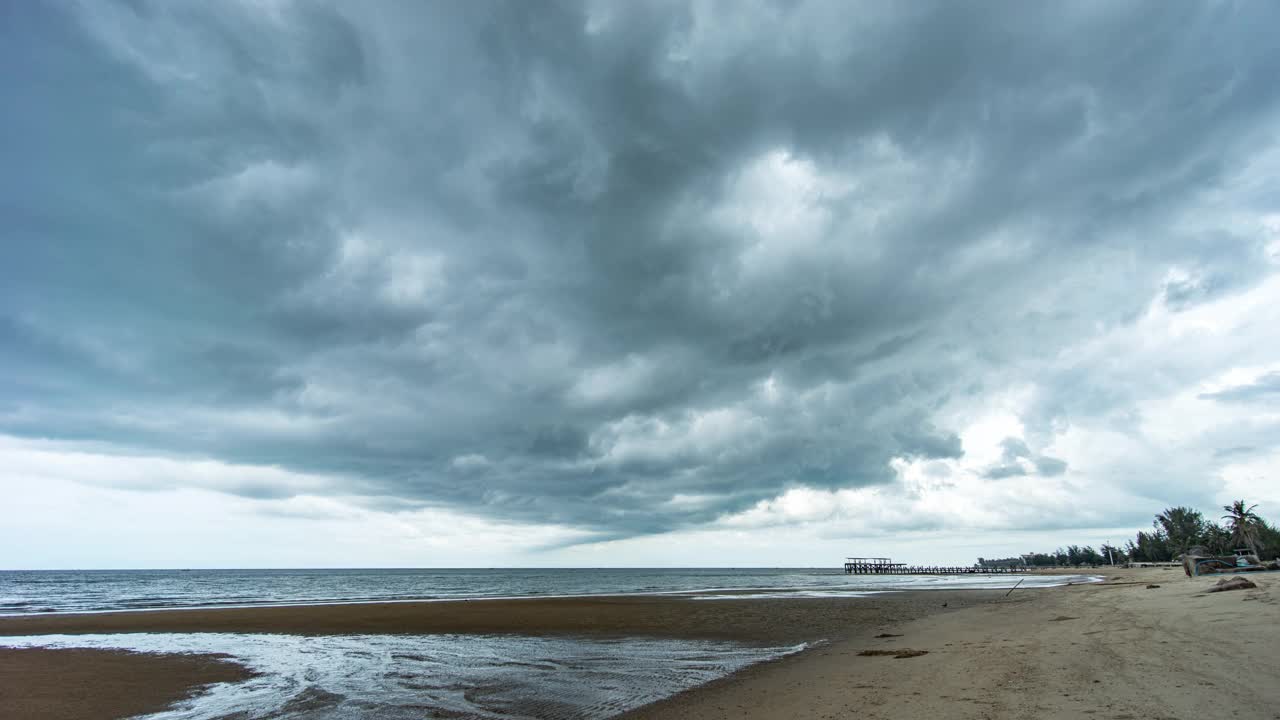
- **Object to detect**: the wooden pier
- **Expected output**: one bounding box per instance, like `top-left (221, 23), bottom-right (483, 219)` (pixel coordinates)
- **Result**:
top-left (844, 557), bottom-right (1030, 575)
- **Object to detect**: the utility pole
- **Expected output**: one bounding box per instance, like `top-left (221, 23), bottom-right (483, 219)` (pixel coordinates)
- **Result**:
top-left (1106, 542), bottom-right (1115, 566)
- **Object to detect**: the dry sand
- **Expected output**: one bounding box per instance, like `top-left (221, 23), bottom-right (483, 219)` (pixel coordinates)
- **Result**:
top-left (1, 568), bottom-right (1275, 719)
top-left (622, 567), bottom-right (1280, 720)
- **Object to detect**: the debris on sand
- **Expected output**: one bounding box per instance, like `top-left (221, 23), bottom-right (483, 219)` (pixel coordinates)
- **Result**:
top-left (1146, 584), bottom-right (1161, 589)
top-left (1205, 576), bottom-right (1258, 593)
top-left (874, 633), bottom-right (904, 638)
top-left (858, 649), bottom-right (929, 659)
top-left (1049, 615), bottom-right (1079, 622)
top-left (891, 650), bottom-right (928, 659)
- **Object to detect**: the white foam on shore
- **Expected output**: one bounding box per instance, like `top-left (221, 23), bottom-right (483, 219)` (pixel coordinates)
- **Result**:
top-left (0, 633), bottom-right (805, 720)
top-left (690, 590), bottom-right (887, 600)
top-left (688, 573), bottom-right (1102, 599)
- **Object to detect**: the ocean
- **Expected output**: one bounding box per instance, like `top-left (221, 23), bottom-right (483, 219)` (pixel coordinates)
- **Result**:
top-left (0, 569), bottom-right (1094, 719)
top-left (0, 567), bottom-right (1083, 615)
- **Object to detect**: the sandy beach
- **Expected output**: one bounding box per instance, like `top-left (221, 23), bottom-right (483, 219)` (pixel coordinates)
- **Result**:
top-left (1, 568), bottom-right (1276, 719)
top-left (625, 567), bottom-right (1280, 720)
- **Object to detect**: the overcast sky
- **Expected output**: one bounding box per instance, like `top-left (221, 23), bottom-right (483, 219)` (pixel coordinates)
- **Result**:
top-left (3, 1), bottom-right (1279, 569)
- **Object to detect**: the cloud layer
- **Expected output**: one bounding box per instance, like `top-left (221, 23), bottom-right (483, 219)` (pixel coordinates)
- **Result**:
top-left (3, 1), bottom-right (1280, 563)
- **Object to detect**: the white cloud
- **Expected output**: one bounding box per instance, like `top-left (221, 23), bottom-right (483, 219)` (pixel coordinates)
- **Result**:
top-left (6, 1), bottom-right (1280, 567)
top-left (0, 434), bottom-right (589, 568)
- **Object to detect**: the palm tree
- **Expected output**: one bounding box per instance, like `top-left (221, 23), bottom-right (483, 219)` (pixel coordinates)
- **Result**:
top-left (1221, 500), bottom-right (1262, 557)
top-left (1156, 506), bottom-right (1206, 557)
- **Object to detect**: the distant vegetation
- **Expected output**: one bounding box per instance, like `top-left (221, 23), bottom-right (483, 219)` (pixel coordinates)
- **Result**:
top-left (1013, 501), bottom-right (1279, 567)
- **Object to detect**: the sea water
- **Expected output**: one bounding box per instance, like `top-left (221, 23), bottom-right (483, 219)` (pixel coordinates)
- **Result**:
top-left (0, 632), bottom-right (805, 719)
top-left (0, 567), bottom-right (1092, 615)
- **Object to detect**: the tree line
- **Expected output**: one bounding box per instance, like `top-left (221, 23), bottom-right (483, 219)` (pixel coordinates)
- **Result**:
top-left (1019, 500), bottom-right (1278, 567)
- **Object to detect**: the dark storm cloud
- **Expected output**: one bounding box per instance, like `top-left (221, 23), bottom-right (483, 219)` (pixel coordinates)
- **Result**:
top-left (1213, 445), bottom-right (1257, 459)
top-left (1199, 373), bottom-right (1280, 404)
top-left (982, 437), bottom-right (1067, 480)
top-left (3, 1), bottom-right (1280, 534)
top-left (1034, 456), bottom-right (1069, 478)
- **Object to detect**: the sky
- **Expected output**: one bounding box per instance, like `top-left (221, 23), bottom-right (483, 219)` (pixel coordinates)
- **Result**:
top-left (3, 1), bottom-right (1279, 569)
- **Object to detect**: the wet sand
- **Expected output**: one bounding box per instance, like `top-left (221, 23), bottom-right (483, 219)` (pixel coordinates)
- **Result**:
top-left (0, 647), bottom-right (251, 720)
top-left (0, 590), bottom-right (999, 643)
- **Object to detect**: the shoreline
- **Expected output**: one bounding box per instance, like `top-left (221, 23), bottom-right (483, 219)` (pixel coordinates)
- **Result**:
top-left (0, 586), bottom-right (953, 619)
top-left (2, 568), bottom-right (1268, 719)
top-left (0, 571), bottom-right (1093, 618)
top-left (0, 589), bottom-right (1000, 720)
top-left (0, 590), bottom-right (1006, 643)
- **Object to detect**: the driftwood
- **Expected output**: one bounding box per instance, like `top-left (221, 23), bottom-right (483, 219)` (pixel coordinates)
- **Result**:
top-left (858, 649), bottom-right (929, 659)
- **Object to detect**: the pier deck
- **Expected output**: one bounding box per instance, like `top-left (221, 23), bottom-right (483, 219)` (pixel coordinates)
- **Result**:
top-left (843, 557), bottom-right (1029, 575)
